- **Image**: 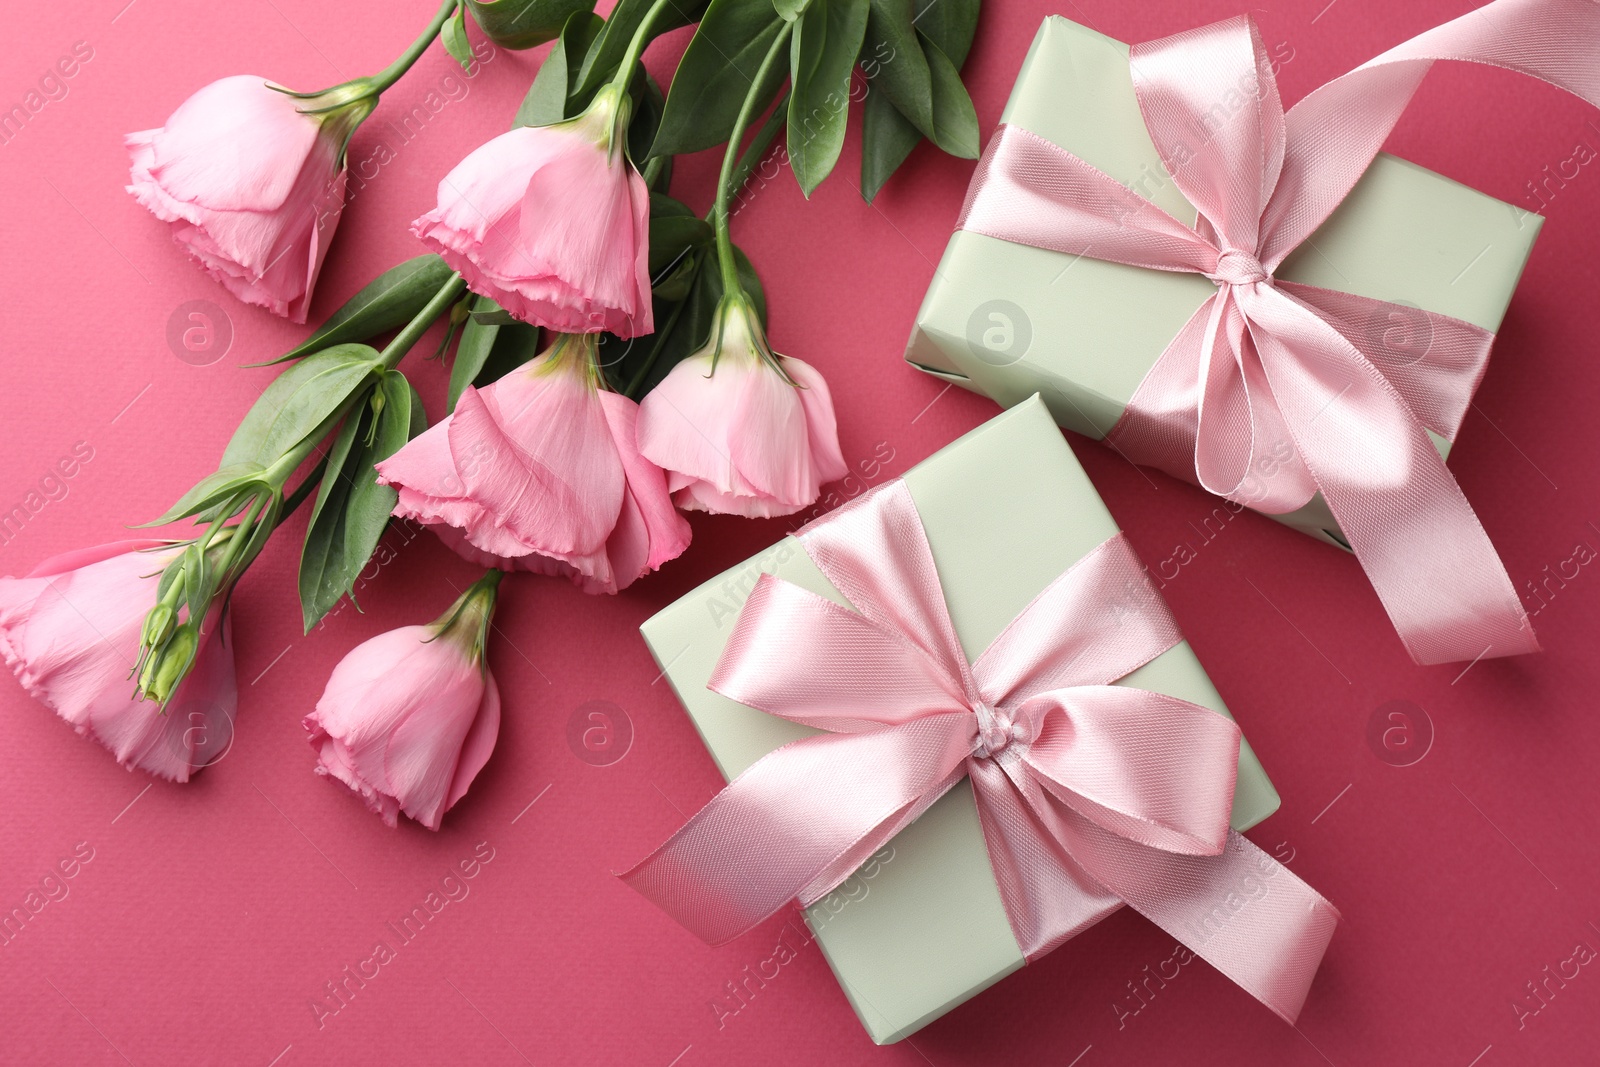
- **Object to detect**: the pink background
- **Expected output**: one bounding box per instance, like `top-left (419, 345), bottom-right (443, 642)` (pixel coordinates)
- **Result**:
top-left (3, 0), bottom-right (1599, 1063)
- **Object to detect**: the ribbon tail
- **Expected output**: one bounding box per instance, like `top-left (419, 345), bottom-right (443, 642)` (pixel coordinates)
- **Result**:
top-left (1068, 816), bottom-right (1340, 1024)
top-left (967, 756), bottom-right (1123, 958)
top-left (1277, 281), bottom-right (1494, 441)
top-left (1264, 0), bottom-right (1600, 261)
top-left (1249, 287), bottom-right (1537, 664)
top-left (620, 715), bottom-right (973, 945)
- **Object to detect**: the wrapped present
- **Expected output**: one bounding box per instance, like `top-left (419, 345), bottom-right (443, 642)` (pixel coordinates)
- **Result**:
top-left (627, 397), bottom-right (1336, 1044)
top-left (906, 4), bottom-right (1600, 665)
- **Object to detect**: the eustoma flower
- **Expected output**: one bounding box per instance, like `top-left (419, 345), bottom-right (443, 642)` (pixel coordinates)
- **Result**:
top-left (124, 0), bottom-right (459, 322)
top-left (637, 294), bottom-right (846, 518)
top-left (126, 77), bottom-right (369, 323)
top-left (0, 541), bottom-right (237, 782)
top-left (411, 82), bottom-right (652, 337)
top-left (634, 15), bottom-right (844, 518)
top-left (376, 332), bottom-right (689, 593)
top-left (305, 570), bottom-right (503, 830)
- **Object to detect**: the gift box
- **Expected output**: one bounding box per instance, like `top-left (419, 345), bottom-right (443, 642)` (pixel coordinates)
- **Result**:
top-left (904, 16), bottom-right (1542, 547)
top-left (638, 396), bottom-right (1288, 1044)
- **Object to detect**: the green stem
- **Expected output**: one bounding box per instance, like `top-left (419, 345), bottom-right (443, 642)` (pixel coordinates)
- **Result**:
top-left (380, 273), bottom-right (468, 369)
top-left (622, 277), bottom-right (692, 399)
top-left (369, 0), bottom-right (462, 94)
top-left (712, 87), bottom-right (791, 224)
top-left (609, 0), bottom-right (679, 95)
top-left (713, 22), bottom-right (793, 296)
top-left (211, 492), bottom-right (269, 586)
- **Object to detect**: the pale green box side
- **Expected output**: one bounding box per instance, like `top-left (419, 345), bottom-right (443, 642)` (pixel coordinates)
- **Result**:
top-left (639, 398), bottom-right (1281, 1044)
top-left (906, 17), bottom-right (1543, 545)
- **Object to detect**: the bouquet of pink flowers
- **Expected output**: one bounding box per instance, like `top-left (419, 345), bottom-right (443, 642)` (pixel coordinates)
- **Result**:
top-left (0, 0), bottom-right (982, 827)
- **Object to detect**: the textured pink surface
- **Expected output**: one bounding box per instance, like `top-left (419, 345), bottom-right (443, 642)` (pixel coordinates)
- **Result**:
top-left (2, 0), bottom-right (1598, 1063)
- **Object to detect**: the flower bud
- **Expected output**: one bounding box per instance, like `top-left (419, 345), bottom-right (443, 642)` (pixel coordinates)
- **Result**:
top-left (140, 601), bottom-right (176, 649)
top-left (142, 623), bottom-right (199, 707)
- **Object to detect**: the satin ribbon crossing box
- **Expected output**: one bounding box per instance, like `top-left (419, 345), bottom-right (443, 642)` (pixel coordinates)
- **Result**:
top-left (638, 397), bottom-right (1285, 1044)
top-left (904, 16), bottom-right (1541, 547)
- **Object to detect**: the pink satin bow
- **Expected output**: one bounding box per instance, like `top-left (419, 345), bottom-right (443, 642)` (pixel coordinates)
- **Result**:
top-left (960, 0), bottom-right (1600, 665)
top-left (623, 479), bottom-right (1339, 1024)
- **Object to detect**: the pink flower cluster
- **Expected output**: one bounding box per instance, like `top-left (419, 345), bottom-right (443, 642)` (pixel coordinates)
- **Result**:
top-left (381, 93), bottom-right (847, 591)
top-left (19, 52), bottom-right (851, 830)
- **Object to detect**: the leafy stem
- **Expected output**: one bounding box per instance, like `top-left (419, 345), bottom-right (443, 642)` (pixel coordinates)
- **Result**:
top-left (380, 272), bottom-right (468, 369)
top-left (608, 0), bottom-right (679, 95)
top-left (717, 86), bottom-right (791, 220)
top-left (713, 21), bottom-right (793, 296)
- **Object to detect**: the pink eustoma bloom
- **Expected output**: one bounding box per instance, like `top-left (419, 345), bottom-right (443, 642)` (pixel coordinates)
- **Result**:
top-left (0, 540), bottom-right (237, 782)
top-left (126, 75), bottom-right (365, 323)
top-left (638, 295), bottom-right (847, 517)
top-left (411, 85), bottom-right (652, 337)
top-left (375, 334), bottom-right (690, 594)
top-left (305, 574), bottom-right (503, 831)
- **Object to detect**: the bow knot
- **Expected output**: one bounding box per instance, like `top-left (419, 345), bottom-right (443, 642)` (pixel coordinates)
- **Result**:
top-left (1205, 247), bottom-right (1268, 287)
top-left (623, 480), bottom-right (1339, 1025)
top-left (971, 701), bottom-right (1026, 759)
top-left (952, 1), bottom-right (1600, 664)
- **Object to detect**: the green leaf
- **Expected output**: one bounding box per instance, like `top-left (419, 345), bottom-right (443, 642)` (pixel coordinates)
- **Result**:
top-left (650, 252), bottom-right (700, 302)
top-left (442, 2), bottom-right (476, 70)
top-left (646, 194), bottom-right (713, 281)
top-left (912, 0), bottom-right (979, 66)
top-left (450, 296), bottom-right (503, 411)
top-left (139, 465), bottom-right (266, 528)
top-left (861, 0), bottom-right (931, 135)
top-left (516, 9), bottom-right (603, 125)
top-left (650, 0), bottom-right (786, 157)
top-left (773, 0), bottom-right (808, 20)
top-left (920, 32), bottom-right (979, 158)
top-left (466, 0), bottom-right (596, 49)
top-left (627, 69), bottom-right (668, 167)
top-left (407, 381), bottom-right (428, 439)
top-left (221, 344), bottom-right (382, 471)
top-left (269, 256), bottom-right (456, 363)
top-left (858, 0), bottom-right (981, 200)
top-left (787, 0), bottom-right (869, 195)
top-left (860, 81), bottom-right (921, 201)
top-left (298, 373), bottom-right (416, 631)
top-left (649, 216), bottom-right (714, 277)
top-left (573, 0), bottom-right (710, 97)
top-left (474, 322), bottom-right (544, 392)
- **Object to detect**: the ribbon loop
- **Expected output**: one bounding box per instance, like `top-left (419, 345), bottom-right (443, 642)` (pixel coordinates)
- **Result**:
top-left (624, 478), bottom-right (1339, 1024)
top-left (956, 1), bottom-right (1600, 663)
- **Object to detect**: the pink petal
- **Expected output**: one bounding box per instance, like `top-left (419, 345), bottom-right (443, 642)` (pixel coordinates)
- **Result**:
top-left (783, 355), bottom-right (849, 486)
top-left (456, 365), bottom-right (623, 556)
top-left (597, 391), bottom-right (691, 588)
top-left (727, 360), bottom-right (814, 506)
top-left (636, 352), bottom-right (745, 492)
top-left (444, 672), bottom-right (501, 811)
top-left (132, 76), bottom-right (319, 214)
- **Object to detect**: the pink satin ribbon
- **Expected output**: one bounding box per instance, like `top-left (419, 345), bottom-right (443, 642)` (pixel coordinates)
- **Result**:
top-left (960, 0), bottom-right (1600, 665)
top-left (623, 480), bottom-right (1339, 1024)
